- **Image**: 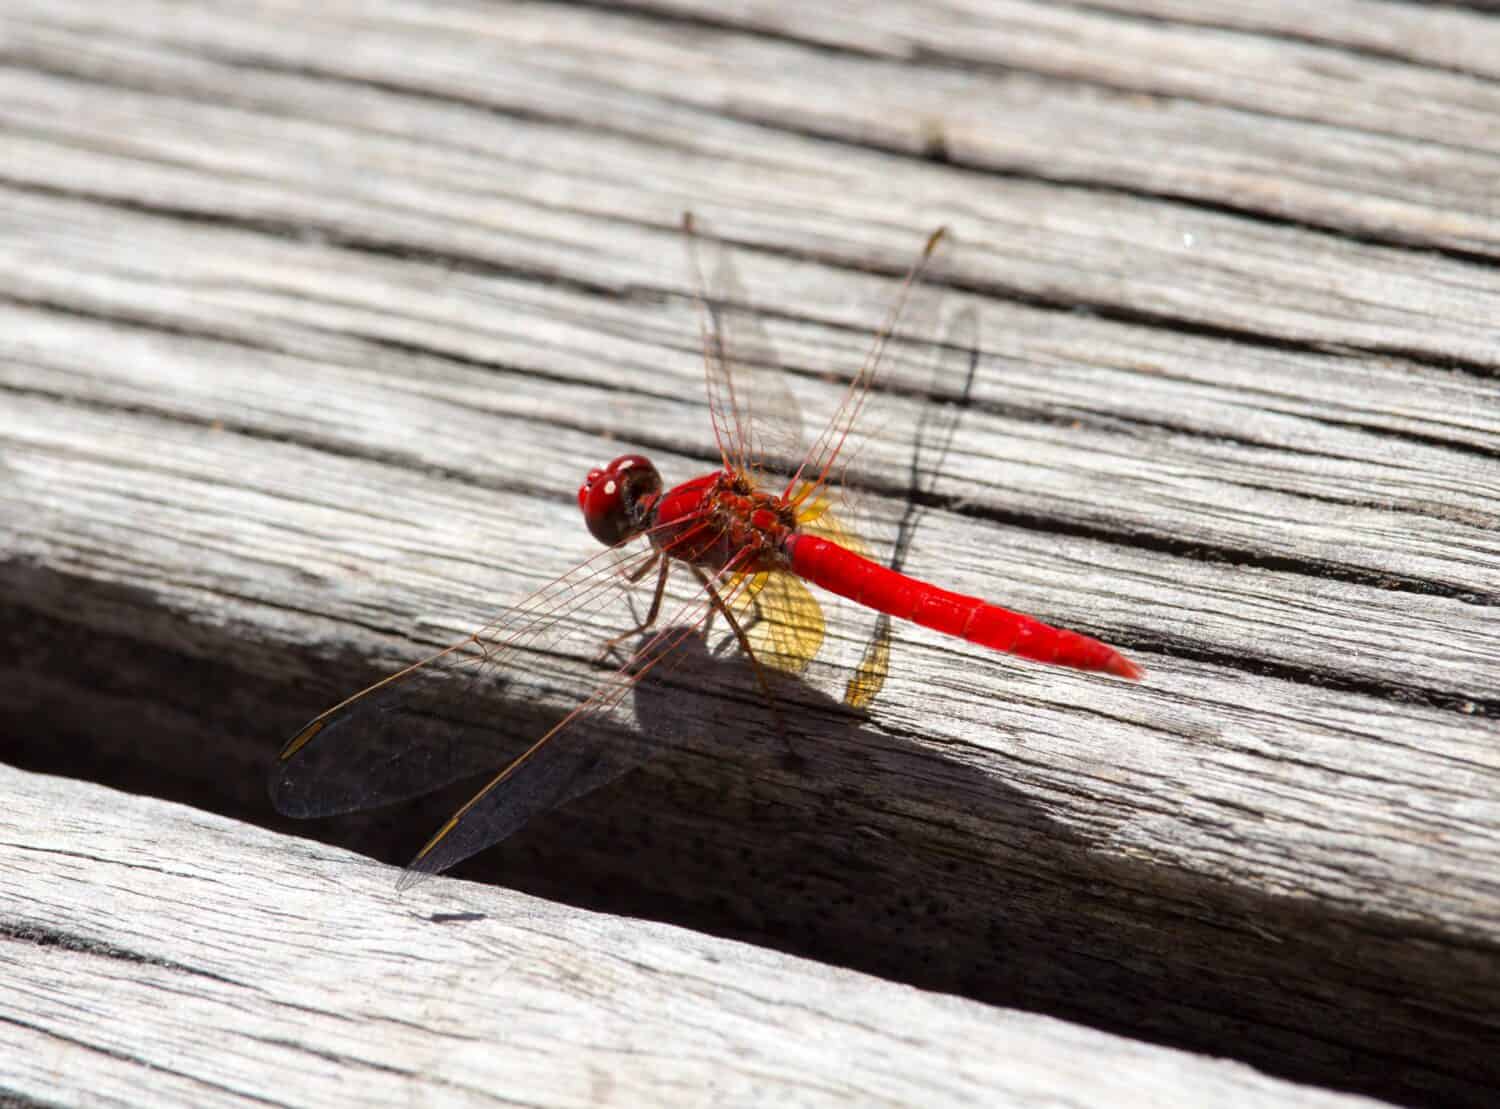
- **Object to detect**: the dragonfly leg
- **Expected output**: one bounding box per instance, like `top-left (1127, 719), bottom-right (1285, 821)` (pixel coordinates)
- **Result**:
top-left (624, 549), bottom-right (665, 589)
top-left (595, 554), bottom-right (669, 666)
top-left (690, 567), bottom-right (799, 763)
top-left (703, 583), bottom-right (767, 660)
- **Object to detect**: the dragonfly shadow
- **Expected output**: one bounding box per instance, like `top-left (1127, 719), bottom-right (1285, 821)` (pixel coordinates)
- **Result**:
top-left (888, 304), bottom-right (981, 579)
top-left (627, 625), bottom-right (799, 766)
top-left (628, 622), bottom-right (1085, 877)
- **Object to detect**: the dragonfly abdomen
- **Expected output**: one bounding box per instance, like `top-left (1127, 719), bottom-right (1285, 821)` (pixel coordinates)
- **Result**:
top-left (786, 535), bottom-right (1141, 680)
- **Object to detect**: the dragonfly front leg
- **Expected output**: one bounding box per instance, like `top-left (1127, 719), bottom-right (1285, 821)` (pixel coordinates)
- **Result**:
top-left (595, 554), bottom-right (670, 666)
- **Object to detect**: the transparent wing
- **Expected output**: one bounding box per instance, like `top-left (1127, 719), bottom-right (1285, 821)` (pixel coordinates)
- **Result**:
top-left (683, 212), bottom-right (805, 485)
top-left (397, 551), bottom-right (761, 886)
top-left (785, 226), bottom-right (948, 511)
top-left (791, 301), bottom-right (979, 710)
top-left (270, 532), bottom-right (662, 821)
top-left (680, 218), bottom-right (949, 708)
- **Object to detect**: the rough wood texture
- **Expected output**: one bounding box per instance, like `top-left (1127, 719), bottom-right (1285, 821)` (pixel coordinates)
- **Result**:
top-left (1, 2), bottom-right (1498, 1106)
top-left (0, 765), bottom-right (1391, 1108)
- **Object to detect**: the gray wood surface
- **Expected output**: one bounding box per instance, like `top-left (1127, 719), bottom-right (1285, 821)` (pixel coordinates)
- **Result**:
top-left (1, 2), bottom-right (1498, 1106)
top-left (0, 764), bottom-right (1391, 1108)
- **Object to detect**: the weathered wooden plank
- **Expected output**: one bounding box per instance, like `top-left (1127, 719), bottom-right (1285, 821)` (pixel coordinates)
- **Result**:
top-left (1079, 0), bottom-right (1500, 80)
top-left (0, 766), bottom-right (1389, 1109)
top-left (5, 2), bottom-right (1500, 353)
top-left (313, 0), bottom-right (1500, 253)
top-left (1, 3), bottom-right (1498, 1107)
top-left (638, 0), bottom-right (1500, 152)
top-left (4, 200), bottom-right (1498, 1102)
top-left (3, 200), bottom-right (1497, 697)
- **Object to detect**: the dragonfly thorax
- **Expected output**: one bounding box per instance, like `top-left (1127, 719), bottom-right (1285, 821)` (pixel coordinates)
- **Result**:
top-left (578, 454), bottom-right (663, 546)
top-left (649, 468), bottom-right (796, 573)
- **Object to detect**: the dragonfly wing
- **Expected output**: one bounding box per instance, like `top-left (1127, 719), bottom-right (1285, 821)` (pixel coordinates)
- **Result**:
top-left (269, 537), bottom-right (657, 819)
top-left (397, 556), bottom-right (757, 886)
top-left (790, 303), bottom-right (977, 709)
top-left (792, 504), bottom-right (892, 708)
top-left (683, 213), bottom-right (805, 483)
top-left (786, 226), bottom-right (947, 509)
top-left (736, 569), bottom-right (825, 679)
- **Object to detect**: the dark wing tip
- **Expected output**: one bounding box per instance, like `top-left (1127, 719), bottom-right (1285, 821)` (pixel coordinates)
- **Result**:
top-left (276, 717), bottom-right (327, 761)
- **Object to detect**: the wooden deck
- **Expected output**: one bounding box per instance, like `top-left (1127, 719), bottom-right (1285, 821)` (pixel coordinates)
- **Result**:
top-left (2, 2), bottom-right (1498, 1105)
top-left (1, 764), bottom-right (1390, 1107)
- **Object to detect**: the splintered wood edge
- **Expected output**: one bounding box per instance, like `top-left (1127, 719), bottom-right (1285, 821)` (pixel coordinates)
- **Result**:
top-left (0, 765), bottom-right (1384, 1109)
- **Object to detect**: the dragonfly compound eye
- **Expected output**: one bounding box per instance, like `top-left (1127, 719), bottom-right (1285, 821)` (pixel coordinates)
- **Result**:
top-left (579, 454), bottom-right (662, 546)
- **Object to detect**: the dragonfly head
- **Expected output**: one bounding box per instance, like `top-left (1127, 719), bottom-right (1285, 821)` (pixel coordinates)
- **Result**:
top-left (578, 454), bottom-right (662, 546)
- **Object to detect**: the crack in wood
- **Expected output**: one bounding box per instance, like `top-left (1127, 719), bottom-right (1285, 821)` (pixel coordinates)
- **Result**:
top-left (0, 920), bottom-right (238, 986)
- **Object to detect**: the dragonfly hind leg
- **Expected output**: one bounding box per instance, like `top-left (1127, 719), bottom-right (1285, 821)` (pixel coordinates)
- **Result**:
top-left (689, 567), bottom-right (801, 765)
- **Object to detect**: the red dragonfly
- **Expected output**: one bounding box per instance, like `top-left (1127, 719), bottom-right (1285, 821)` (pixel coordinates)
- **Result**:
top-left (271, 215), bottom-right (1141, 886)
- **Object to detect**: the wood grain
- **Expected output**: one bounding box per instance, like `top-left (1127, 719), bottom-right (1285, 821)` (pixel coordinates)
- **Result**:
top-left (1, 2), bottom-right (1498, 1106)
top-left (0, 765), bottom-right (1392, 1108)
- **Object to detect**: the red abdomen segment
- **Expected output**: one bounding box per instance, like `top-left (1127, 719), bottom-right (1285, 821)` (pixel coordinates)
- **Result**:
top-left (787, 536), bottom-right (1143, 680)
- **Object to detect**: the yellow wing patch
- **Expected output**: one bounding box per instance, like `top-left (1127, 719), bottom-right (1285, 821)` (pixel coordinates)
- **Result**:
top-left (791, 495), bottom-right (893, 708)
top-left (843, 614), bottom-right (891, 710)
top-left (736, 569), bottom-right (826, 677)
